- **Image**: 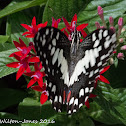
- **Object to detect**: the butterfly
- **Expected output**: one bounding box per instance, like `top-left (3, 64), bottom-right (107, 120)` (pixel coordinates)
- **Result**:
top-left (34, 26), bottom-right (116, 114)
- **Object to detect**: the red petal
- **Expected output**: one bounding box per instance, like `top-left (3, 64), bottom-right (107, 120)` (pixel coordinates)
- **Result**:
top-left (32, 45), bottom-right (36, 53)
top-left (100, 65), bottom-right (110, 75)
top-left (16, 65), bottom-right (25, 80)
top-left (61, 28), bottom-right (69, 37)
top-left (26, 65), bottom-right (31, 72)
top-left (37, 21), bottom-right (48, 29)
top-left (98, 75), bottom-right (110, 84)
top-left (80, 39), bottom-right (83, 42)
top-left (94, 79), bottom-right (98, 89)
top-left (62, 17), bottom-right (71, 32)
top-left (31, 85), bottom-right (43, 92)
top-left (25, 34), bottom-right (35, 38)
top-left (77, 23), bottom-right (88, 30)
top-left (22, 31), bottom-right (31, 36)
top-left (24, 72), bottom-right (35, 77)
top-left (85, 99), bottom-right (90, 108)
top-left (39, 62), bottom-right (43, 69)
top-left (13, 54), bottom-right (21, 61)
top-left (6, 62), bottom-right (19, 68)
top-left (34, 62), bottom-right (40, 71)
top-left (64, 30), bottom-right (69, 37)
top-left (52, 17), bottom-right (56, 27)
top-left (81, 30), bottom-right (87, 38)
top-left (71, 13), bottom-right (77, 27)
top-left (89, 94), bottom-right (97, 98)
top-left (40, 92), bottom-right (48, 104)
top-left (54, 22), bottom-right (58, 28)
top-left (19, 37), bottom-right (26, 47)
top-left (61, 27), bottom-right (66, 31)
top-left (27, 78), bottom-right (36, 88)
top-left (9, 51), bottom-right (22, 57)
top-left (21, 24), bottom-right (31, 31)
top-left (13, 41), bottom-right (20, 48)
top-left (113, 51), bottom-right (117, 54)
top-left (57, 18), bottom-right (61, 24)
top-left (32, 16), bottom-right (36, 28)
top-left (20, 53), bottom-right (29, 61)
top-left (37, 78), bottom-right (43, 88)
top-left (29, 56), bottom-right (40, 62)
top-left (53, 18), bottom-right (61, 28)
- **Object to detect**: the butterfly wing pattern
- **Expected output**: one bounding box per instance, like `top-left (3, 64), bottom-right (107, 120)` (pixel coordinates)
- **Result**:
top-left (34, 26), bottom-right (116, 114)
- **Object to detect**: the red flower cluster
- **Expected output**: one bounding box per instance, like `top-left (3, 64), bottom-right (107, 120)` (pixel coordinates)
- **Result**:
top-left (61, 14), bottom-right (88, 41)
top-left (6, 15), bottom-right (110, 106)
top-left (21, 16), bottom-right (48, 38)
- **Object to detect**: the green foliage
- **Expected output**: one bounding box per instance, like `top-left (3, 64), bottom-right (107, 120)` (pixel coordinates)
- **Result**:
top-left (0, 35), bottom-right (9, 43)
top-left (0, 0), bottom-right (126, 126)
top-left (0, 48), bottom-right (18, 78)
top-left (0, 0), bottom-right (47, 19)
top-left (0, 88), bottom-right (27, 111)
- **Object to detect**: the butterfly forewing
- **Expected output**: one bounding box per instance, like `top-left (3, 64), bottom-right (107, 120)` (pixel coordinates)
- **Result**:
top-left (34, 27), bottom-right (117, 114)
top-left (66, 28), bottom-right (116, 114)
top-left (34, 26), bottom-right (70, 112)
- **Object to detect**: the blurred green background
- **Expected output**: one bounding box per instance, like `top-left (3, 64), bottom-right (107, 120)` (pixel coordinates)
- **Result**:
top-left (0, 0), bottom-right (126, 126)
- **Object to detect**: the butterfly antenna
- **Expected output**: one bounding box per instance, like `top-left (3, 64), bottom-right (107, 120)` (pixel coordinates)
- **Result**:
top-left (71, 21), bottom-right (76, 47)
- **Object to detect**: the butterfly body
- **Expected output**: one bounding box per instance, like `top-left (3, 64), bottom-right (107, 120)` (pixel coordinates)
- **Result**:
top-left (34, 26), bottom-right (116, 114)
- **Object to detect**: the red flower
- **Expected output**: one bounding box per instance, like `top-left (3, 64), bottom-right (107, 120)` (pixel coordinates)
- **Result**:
top-left (25, 62), bottom-right (45, 88)
top-left (32, 84), bottom-right (48, 104)
top-left (62, 14), bottom-right (88, 38)
top-left (52, 17), bottom-right (61, 28)
top-left (21, 16), bottom-right (48, 38)
top-left (9, 38), bottom-right (36, 60)
top-left (6, 54), bottom-right (40, 80)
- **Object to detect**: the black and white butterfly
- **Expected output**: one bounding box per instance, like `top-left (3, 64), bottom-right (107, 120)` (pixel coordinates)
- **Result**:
top-left (34, 26), bottom-right (116, 114)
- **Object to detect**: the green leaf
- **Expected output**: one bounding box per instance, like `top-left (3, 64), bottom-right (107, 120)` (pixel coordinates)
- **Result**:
top-left (87, 102), bottom-right (122, 125)
top-left (18, 98), bottom-right (95, 126)
top-left (77, 0), bottom-right (126, 32)
top-left (0, 43), bottom-right (15, 52)
top-left (0, 35), bottom-right (9, 43)
top-left (0, 112), bottom-right (20, 126)
top-left (93, 82), bottom-right (126, 125)
top-left (43, 0), bottom-right (126, 32)
top-left (18, 98), bottom-right (57, 120)
top-left (6, 5), bottom-right (44, 44)
top-left (0, 0), bottom-right (47, 19)
top-left (0, 88), bottom-right (27, 111)
top-left (42, 0), bottom-right (90, 25)
top-left (104, 60), bottom-right (126, 88)
top-left (114, 57), bottom-right (118, 68)
top-left (0, 112), bottom-right (19, 119)
top-left (0, 48), bottom-right (18, 78)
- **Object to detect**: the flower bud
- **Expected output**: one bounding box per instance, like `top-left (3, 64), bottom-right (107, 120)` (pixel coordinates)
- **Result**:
top-left (100, 26), bottom-right (104, 29)
top-left (109, 16), bottom-right (114, 26)
top-left (97, 6), bottom-right (103, 16)
top-left (110, 26), bottom-right (116, 32)
top-left (118, 17), bottom-right (123, 29)
top-left (117, 53), bottom-right (124, 60)
top-left (110, 58), bottom-right (114, 64)
top-left (95, 22), bottom-right (100, 29)
top-left (121, 45), bottom-right (126, 50)
top-left (119, 38), bottom-right (124, 43)
top-left (121, 28), bottom-right (125, 33)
